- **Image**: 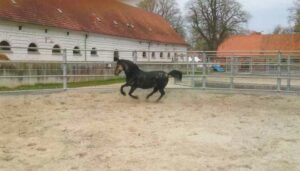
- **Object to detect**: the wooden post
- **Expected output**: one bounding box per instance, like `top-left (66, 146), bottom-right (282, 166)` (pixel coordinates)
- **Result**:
top-left (202, 52), bottom-right (207, 90)
top-left (230, 57), bottom-right (234, 90)
top-left (277, 52), bottom-right (281, 92)
top-left (287, 55), bottom-right (291, 91)
top-left (63, 49), bottom-right (67, 90)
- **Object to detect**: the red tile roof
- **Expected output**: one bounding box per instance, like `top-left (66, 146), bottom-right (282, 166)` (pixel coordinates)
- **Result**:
top-left (0, 0), bottom-right (186, 45)
top-left (218, 33), bottom-right (300, 52)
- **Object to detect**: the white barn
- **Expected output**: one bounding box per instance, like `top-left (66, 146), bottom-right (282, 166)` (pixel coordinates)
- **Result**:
top-left (0, 0), bottom-right (187, 62)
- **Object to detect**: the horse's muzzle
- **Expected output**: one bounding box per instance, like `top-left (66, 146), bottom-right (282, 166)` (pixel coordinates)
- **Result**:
top-left (114, 70), bottom-right (121, 76)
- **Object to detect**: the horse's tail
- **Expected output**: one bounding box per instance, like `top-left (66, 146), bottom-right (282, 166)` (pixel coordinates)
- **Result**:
top-left (168, 70), bottom-right (182, 81)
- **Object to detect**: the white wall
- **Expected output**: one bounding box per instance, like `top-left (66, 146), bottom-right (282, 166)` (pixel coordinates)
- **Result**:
top-left (0, 20), bottom-right (187, 62)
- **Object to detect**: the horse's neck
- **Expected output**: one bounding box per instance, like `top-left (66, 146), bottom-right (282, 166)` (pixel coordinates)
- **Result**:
top-left (125, 66), bottom-right (141, 79)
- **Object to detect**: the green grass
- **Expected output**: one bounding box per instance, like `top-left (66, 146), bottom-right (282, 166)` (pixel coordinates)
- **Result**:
top-left (0, 77), bottom-right (125, 92)
top-left (68, 77), bottom-right (125, 88)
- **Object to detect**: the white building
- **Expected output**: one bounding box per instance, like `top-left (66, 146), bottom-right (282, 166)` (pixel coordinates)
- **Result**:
top-left (0, 0), bottom-right (187, 62)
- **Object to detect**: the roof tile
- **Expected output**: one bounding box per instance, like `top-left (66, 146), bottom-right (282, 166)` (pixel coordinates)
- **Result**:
top-left (0, 0), bottom-right (186, 45)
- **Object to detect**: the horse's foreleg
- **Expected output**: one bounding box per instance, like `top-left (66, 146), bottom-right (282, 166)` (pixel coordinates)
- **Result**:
top-left (129, 86), bottom-right (138, 99)
top-left (156, 89), bottom-right (166, 102)
top-left (146, 87), bottom-right (158, 100)
top-left (120, 84), bottom-right (128, 96)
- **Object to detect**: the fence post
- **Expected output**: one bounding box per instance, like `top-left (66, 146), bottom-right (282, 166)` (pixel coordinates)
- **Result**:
top-left (63, 49), bottom-right (68, 90)
top-left (230, 57), bottom-right (234, 90)
top-left (225, 57), bottom-right (228, 73)
top-left (250, 57), bottom-right (253, 74)
top-left (191, 56), bottom-right (195, 87)
top-left (277, 51), bottom-right (281, 92)
top-left (287, 55), bottom-right (291, 92)
top-left (202, 52), bottom-right (207, 90)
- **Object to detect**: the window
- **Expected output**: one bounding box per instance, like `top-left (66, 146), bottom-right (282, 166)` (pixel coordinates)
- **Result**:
top-left (73, 46), bottom-right (81, 55)
top-left (132, 51), bottom-right (137, 62)
top-left (28, 43), bottom-right (38, 53)
top-left (173, 53), bottom-right (178, 62)
top-left (0, 41), bottom-right (11, 51)
top-left (160, 52), bottom-right (163, 58)
top-left (281, 58), bottom-right (287, 63)
top-left (180, 54), bottom-right (184, 60)
top-left (91, 48), bottom-right (97, 56)
top-left (18, 26), bottom-right (22, 31)
top-left (167, 52), bottom-right (171, 59)
top-left (52, 44), bottom-right (61, 54)
top-left (151, 52), bottom-right (156, 59)
top-left (114, 50), bottom-right (119, 61)
top-left (142, 51), bottom-right (147, 58)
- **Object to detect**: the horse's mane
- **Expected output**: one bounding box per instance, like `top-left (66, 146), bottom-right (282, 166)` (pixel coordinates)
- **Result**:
top-left (119, 59), bottom-right (140, 71)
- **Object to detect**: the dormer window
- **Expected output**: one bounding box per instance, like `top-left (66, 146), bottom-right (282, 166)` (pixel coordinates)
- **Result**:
top-left (28, 43), bottom-right (38, 53)
top-left (52, 44), bottom-right (61, 54)
top-left (160, 52), bottom-right (163, 58)
top-left (0, 41), bottom-right (11, 51)
top-left (114, 51), bottom-right (119, 61)
top-left (73, 46), bottom-right (81, 56)
top-left (91, 48), bottom-right (98, 56)
top-left (151, 52), bottom-right (156, 59)
top-left (142, 51), bottom-right (147, 58)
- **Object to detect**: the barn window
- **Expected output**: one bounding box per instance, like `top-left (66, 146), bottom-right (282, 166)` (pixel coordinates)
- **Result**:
top-left (73, 46), bottom-right (81, 55)
top-left (132, 51), bottom-right (137, 62)
top-left (28, 43), bottom-right (38, 53)
top-left (142, 51), bottom-right (147, 58)
top-left (167, 52), bottom-right (171, 59)
top-left (18, 26), bottom-right (22, 31)
top-left (0, 41), bottom-right (11, 51)
top-left (160, 52), bottom-right (163, 58)
top-left (114, 51), bottom-right (119, 61)
top-left (52, 44), bottom-right (61, 54)
top-left (151, 52), bottom-right (156, 59)
top-left (91, 48), bottom-right (98, 56)
top-left (173, 53), bottom-right (178, 62)
top-left (180, 54), bottom-right (184, 59)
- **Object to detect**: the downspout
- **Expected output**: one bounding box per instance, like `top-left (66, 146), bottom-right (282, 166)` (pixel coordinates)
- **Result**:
top-left (85, 34), bottom-right (88, 61)
top-left (148, 41), bottom-right (151, 62)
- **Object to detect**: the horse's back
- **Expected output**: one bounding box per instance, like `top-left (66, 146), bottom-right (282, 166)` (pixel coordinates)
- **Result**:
top-left (136, 71), bottom-right (168, 89)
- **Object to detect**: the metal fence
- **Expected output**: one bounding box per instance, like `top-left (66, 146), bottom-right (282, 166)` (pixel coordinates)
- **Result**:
top-left (0, 47), bottom-right (300, 94)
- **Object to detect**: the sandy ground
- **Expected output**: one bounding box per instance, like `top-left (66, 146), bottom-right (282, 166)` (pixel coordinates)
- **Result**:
top-left (0, 88), bottom-right (300, 171)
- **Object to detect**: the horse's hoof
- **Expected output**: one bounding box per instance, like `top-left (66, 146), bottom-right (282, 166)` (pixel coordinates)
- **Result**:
top-left (132, 96), bottom-right (139, 100)
top-left (121, 93), bottom-right (126, 96)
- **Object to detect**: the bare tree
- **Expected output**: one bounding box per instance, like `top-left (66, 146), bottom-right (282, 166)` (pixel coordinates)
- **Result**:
top-left (138, 0), bottom-right (186, 37)
top-left (273, 25), bottom-right (293, 34)
top-left (187, 0), bottom-right (249, 50)
top-left (289, 0), bottom-right (300, 32)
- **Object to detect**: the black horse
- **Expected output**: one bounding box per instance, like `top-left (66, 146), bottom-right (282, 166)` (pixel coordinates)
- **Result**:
top-left (114, 59), bottom-right (182, 101)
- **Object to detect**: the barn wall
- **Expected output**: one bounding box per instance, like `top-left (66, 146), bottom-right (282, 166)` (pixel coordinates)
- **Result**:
top-left (0, 20), bottom-right (187, 62)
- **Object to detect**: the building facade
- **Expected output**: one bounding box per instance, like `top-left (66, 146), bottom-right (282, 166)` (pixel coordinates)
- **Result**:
top-left (0, 0), bottom-right (187, 62)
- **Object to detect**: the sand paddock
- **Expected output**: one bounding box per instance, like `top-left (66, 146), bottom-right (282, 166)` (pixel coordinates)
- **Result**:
top-left (0, 88), bottom-right (300, 170)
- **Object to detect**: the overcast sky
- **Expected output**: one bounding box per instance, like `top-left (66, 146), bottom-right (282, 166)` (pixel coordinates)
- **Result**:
top-left (177, 0), bottom-right (295, 33)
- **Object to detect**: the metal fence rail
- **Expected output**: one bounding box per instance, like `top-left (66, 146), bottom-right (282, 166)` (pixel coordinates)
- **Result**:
top-left (0, 47), bottom-right (300, 94)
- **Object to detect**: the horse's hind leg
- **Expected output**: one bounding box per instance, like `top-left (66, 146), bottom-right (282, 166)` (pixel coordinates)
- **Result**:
top-left (146, 87), bottom-right (158, 100)
top-left (156, 88), bottom-right (166, 102)
top-left (129, 86), bottom-right (139, 99)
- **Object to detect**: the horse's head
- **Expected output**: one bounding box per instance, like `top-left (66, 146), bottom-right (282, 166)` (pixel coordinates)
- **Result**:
top-left (114, 60), bottom-right (128, 76)
top-left (114, 62), bottom-right (123, 76)
top-left (114, 59), bottom-right (138, 76)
